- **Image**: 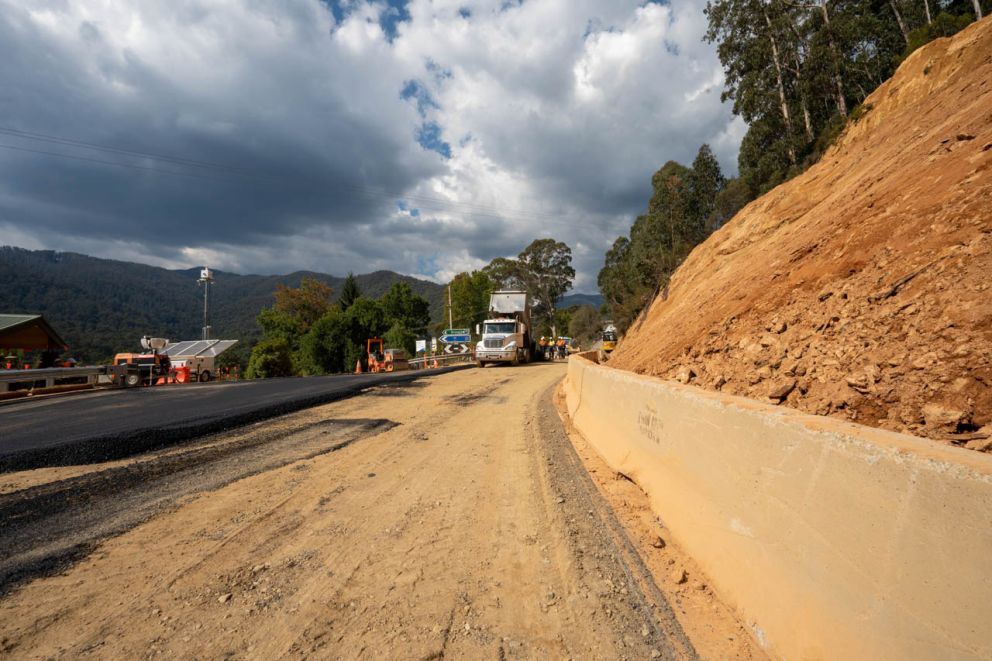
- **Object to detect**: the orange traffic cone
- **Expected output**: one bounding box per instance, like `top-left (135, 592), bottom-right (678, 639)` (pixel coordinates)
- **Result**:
top-left (355, 359), bottom-right (363, 374)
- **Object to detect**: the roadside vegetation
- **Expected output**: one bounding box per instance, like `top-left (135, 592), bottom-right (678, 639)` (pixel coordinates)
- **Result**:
top-left (599, 0), bottom-right (987, 332)
top-left (246, 275), bottom-right (431, 377)
top-left (247, 238), bottom-right (581, 377)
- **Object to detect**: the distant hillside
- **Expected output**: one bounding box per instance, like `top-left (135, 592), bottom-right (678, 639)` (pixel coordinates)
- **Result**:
top-left (560, 293), bottom-right (603, 309)
top-left (0, 247), bottom-right (444, 362)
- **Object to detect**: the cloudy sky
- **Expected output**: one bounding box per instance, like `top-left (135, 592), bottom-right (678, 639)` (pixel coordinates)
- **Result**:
top-left (0, 0), bottom-right (744, 293)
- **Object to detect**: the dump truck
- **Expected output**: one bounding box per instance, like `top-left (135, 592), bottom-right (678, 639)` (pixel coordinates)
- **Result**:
top-left (475, 291), bottom-right (533, 367)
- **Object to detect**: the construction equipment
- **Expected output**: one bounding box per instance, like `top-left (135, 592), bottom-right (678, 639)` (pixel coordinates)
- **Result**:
top-left (382, 348), bottom-right (411, 372)
top-left (365, 338), bottom-right (411, 373)
top-left (111, 337), bottom-right (172, 386)
top-left (601, 324), bottom-right (618, 353)
top-left (475, 291), bottom-right (533, 367)
top-left (367, 338), bottom-right (386, 372)
top-left (161, 339), bottom-right (238, 382)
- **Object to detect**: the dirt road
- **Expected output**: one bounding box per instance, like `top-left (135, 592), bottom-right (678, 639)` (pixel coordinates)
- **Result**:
top-left (0, 363), bottom-right (756, 659)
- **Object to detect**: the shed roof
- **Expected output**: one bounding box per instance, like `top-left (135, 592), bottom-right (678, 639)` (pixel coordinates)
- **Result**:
top-left (0, 314), bottom-right (69, 351)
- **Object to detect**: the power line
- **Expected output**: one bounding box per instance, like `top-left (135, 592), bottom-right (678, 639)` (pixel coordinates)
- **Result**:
top-left (0, 127), bottom-right (633, 232)
top-left (0, 143), bottom-right (250, 183)
top-left (0, 126), bottom-right (264, 177)
top-left (0, 125), bottom-right (568, 221)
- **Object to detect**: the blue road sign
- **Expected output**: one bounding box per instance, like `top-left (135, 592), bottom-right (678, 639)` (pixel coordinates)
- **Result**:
top-left (440, 334), bottom-right (471, 344)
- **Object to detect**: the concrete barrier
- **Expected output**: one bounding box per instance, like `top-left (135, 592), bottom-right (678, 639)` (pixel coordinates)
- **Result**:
top-left (564, 352), bottom-right (992, 660)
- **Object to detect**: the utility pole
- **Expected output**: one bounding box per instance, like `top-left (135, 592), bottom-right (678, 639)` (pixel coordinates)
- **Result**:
top-left (198, 267), bottom-right (215, 340)
top-left (448, 284), bottom-right (454, 329)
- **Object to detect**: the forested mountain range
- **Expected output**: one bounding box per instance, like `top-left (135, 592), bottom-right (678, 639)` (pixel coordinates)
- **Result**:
top-left (1, 246), bottom-right (602, 362)
top-left (0, 247), bottom-right (445, 362)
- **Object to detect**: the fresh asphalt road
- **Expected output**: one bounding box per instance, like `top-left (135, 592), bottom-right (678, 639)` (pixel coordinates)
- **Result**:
top-left (0, 367), bottom-right (469, 470)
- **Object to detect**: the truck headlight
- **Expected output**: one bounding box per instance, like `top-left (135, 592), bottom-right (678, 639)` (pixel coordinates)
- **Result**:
top-left (504, 341), bottom-right (516, 350)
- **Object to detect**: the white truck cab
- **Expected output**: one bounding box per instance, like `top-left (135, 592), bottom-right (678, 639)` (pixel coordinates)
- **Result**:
top-left (475, 291), bottom-right (532, 367)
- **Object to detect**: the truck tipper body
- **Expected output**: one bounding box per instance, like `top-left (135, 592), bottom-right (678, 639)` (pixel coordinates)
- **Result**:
top-left (475, 290), bottom-right (533, 366)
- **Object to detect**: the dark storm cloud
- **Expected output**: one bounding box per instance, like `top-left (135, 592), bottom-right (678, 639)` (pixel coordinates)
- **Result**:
top-left (0, 1), bottom-right (441, 257)
top-left (0, 0), bottom-right (742, 290)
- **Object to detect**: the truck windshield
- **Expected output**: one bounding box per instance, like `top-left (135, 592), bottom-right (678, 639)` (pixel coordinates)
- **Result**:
top-left (484, 322), bottom-right (516, 334)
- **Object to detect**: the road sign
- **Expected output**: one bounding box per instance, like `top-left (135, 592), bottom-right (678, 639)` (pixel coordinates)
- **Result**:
top-left (443, 328), bottom-right (469, 336)
top-left (415, 339), bottom-right (426, 353)
top-left (431, 337), bottom-right (437, 351)
top-left (440, 334), bottom-right (471, 344)
top-left (444, 344), bottom-right (469, 354)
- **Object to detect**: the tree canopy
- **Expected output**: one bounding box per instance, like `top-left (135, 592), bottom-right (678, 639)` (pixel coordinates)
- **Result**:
top-left (248, 277), bottom-right (432, 376)
top-left (516, 239), bottom-right (576, 332)
top-left (338, 273), bottom-right (361, 310)
top-left (444, 270), bottom-right (494, 332)
top-left (599, 145), bottom-right (727, 330)
top-left (705, 0), bottom-right (984, 196)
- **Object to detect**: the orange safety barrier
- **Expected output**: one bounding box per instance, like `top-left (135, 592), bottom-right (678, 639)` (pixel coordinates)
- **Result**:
top-left (175, 366), bottom-right (190, 384)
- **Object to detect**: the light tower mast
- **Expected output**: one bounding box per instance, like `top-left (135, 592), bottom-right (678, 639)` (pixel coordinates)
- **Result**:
top-left (198, 267), bottom-right (215, 340)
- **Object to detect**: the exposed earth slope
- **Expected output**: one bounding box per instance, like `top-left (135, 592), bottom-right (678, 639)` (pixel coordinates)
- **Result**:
top-left (610, 17), bottom-right (992, 449)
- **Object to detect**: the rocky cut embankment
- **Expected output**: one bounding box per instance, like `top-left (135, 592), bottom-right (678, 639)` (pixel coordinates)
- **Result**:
top-left (609, 17), bottom-right (992, 450)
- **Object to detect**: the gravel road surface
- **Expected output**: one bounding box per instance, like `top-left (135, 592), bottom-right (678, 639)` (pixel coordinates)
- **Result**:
top-left (0, 363), bottom-right (759, 659)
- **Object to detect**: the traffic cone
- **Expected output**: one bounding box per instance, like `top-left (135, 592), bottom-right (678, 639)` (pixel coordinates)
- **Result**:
top-left (355, 359), bottom-right (363, 374)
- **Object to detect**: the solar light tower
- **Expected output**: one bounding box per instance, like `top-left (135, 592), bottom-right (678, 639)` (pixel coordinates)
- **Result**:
top-left (198, 267), bottom-right (215, 340)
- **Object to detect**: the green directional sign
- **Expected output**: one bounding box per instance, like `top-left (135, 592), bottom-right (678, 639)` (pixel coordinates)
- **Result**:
top-left (443, 328), bottom-right (470, 336)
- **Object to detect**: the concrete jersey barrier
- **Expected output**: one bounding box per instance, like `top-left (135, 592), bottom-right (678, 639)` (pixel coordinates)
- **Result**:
top-left (564, 352), bottom-right (992, 660)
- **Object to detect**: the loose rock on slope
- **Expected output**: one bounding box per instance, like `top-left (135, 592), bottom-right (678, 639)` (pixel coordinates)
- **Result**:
top-left (610, 18), bottom-right (992, 449)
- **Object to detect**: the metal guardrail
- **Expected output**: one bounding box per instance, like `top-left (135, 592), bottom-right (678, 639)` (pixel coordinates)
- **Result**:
top-left (408, 354), bottom-right (475, 369)
top-left (0, 365), bottom-right (130, 393)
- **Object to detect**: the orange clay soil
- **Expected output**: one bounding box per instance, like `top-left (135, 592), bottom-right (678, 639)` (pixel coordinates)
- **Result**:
top-left (610, 16), bottom-right (992, 450)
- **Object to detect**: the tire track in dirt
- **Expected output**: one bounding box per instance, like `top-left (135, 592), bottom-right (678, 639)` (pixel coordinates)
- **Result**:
top-left (0, 364), bottom-right (751, 658)
top-left (0, 417), bottom-right (395, 594)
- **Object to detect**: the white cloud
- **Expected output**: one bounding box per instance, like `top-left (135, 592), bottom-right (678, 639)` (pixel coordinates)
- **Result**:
top-left (0, 0), bottom-right (741, 293)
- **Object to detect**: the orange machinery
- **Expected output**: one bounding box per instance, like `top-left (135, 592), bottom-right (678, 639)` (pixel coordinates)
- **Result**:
top-left (366, 339), bottom-right (410, 373)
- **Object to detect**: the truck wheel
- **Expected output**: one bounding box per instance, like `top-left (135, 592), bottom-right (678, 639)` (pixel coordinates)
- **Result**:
top-left (521, 348), bottom-right (530, 364)
top-left (125, 372), bottom-right (141, 387)
top-left (476, 360), bottom-right (485, 368)
top-left (199, 371), bottom-right (211, 382)
top-left (511, 353), bottom-right (519, 367)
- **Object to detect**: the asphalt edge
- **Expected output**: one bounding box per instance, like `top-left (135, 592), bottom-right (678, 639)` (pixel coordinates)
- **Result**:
top-left (0, 366), bottom-right (471, 473)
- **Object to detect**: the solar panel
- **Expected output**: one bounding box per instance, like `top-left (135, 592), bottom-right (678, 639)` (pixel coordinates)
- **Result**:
top-left (162, 341), bottom-right (198, 356)
top-left (163, 339), bottom-right (238, 357)
top-left (199, 340), bottom-right (238, 357)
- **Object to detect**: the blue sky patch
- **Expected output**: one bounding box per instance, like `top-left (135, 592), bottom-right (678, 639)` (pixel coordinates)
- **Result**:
top-left (416, 121), bottom-right (452, 159)
top-left (379, 0), bottom-right (411, 41)
top-left (321, 0), bottom-right (410, 41)
top-left (397, 200), bottom-right (421, 217)
top-left (400, 80), bottom-right (438, 117)
top-left (415, 254), bottom-right (439, 278)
